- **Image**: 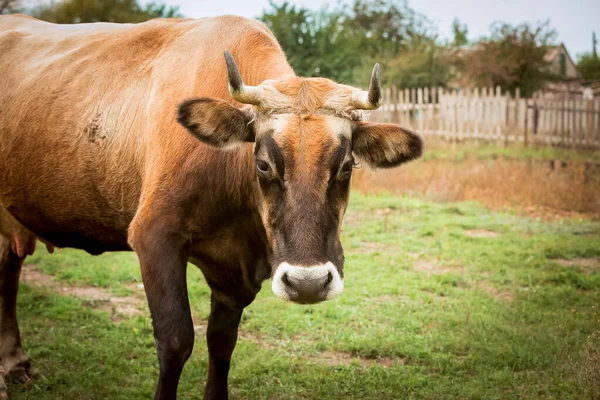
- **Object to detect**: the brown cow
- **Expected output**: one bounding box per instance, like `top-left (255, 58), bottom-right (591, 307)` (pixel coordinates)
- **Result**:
top-left (0, 14), bottom-right (422, 399)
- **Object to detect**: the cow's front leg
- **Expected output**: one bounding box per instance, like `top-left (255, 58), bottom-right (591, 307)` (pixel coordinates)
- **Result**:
top-left (132, 226), bottom-right (194, 400)
top-left (203, 294), bottom-right (243, 400)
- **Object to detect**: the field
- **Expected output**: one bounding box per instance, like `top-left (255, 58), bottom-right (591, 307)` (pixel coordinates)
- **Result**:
top-left (354, 141), bottom-right (600, 215)
top-left (7, 191), bottom-right (600, 399)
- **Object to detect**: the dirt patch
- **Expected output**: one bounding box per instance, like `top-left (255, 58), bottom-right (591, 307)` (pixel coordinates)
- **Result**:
top-left (570, 330), bottom-right (600, 399)
top-left (239, 332), bottom-right (300, 352)
top-left (193, 318), bottom-right (206, 333)
top-left (464, 229), bottom-right (498, 238)
top-left (521, 206), bottom-right (599, 221)
top-left (314, 350), bottom-right (355, 366)
top-left (476, 281), bottom-right (515, 301)
top-left (555, 258), bottom-right (600, 271)
top-left (358, 242), bottom-right (390, 253)
top-left (373, 294), bottom-right (411, 303)
top-left (21, 264), bottom-right (146, 320)
top-left (239, 330), bottom-right (403, 368)
top-left (414, 259), bottom-right (462, 275)
top-left (341, 212), bottom-right (361, 229)
top-left (312, 351), bottom-right (405, 368)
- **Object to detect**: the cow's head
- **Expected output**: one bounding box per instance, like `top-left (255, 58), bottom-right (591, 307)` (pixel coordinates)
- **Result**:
top-left (178, 51), bottom-right (422, 304)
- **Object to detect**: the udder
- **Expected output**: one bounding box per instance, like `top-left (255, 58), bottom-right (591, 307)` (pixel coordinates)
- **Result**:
top-left (0, 205), bottom-right (54, 258)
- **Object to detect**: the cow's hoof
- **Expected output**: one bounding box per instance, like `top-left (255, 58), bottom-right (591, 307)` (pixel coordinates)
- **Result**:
top-left (8, 361), bottom-right (36, 386)
top-left (9, 367), bottom-right (32, 385)
top-left (0, 373), bottom-right (7, 399)
top-left (4, 361), bottom-right (35, 385)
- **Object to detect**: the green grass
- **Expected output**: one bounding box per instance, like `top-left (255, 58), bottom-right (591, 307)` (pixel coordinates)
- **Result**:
top-left (10, 193), bottom-right (600, 399)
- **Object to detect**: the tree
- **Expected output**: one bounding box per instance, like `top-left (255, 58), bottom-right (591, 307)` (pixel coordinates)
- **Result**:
top-left (0, 0), bottom-right (21, 14)
top-left (32, 0), bottom-right (181, 24)
top-left (577, 32), bottom-right (600, 81)
top-left (385, 37), bottom-right (451, 88)
top-left (260, 0), bottom-right (434, 85)
top-left (260, 2), bottom-right (362, 82)
top-left (458, 21), bottom-right (557, 97)
top-left (578, 53), bottom-right (600, 81)
top-left (343, 0), bottom-right (429, 59)
top-left (451, 18), bottom-right (468, 47)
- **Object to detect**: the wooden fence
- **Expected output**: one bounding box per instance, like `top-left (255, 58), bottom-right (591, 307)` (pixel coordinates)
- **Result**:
top-left (370, 86), bottom-right (600, 149)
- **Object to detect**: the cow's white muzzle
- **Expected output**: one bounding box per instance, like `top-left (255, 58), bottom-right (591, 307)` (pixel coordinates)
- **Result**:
top-left (271, 262), bottom-right (344, 304)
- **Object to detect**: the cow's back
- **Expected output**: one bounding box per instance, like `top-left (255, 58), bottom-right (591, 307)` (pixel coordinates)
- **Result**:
top-left (0, 15), bottom-right (289, 253)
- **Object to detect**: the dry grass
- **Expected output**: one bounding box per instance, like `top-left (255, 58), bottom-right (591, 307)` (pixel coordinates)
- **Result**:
top-left (352, 145), bottom-right (600, 216)
top-left (554, 258), bottom-right (600, 274)
top-left (413, 258), bottom-right (462, 275)
top-left (571, 330), bottom-right (600, 400)
top-left (463, 229), bottom-right (498, 237)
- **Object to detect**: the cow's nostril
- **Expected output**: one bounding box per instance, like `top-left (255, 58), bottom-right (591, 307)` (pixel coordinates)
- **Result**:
top-left (282, 272), bottom-right (292, 288)
top-left (324, 271), bottom-right (333, 287)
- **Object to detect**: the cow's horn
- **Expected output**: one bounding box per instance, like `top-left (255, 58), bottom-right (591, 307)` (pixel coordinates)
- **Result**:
top-left (351, 63), bottom-right (382, 110)
top-left (224, 50), bottom-right (264, 106)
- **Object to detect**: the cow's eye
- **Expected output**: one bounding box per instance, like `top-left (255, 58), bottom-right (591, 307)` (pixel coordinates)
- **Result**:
top-left (339, 160), bottom-right (354, 179)
top-left (256, 160), bottom-right (272, 176)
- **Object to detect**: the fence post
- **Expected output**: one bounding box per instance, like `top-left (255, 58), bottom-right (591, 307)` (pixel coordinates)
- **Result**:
top-left (424, 87), bottom-right (430, 133)
top-left (596, 98), bottom-right (600, 147)
top-left (514, 88), bottom-right (520, 144)
top-left (586, 99), bottom-right (592, 148)
top-left (409, 88), bottom-right (415, 129)
top-left (571, 97), bottom-right (576, 148)
top-left (417, 87), bottom-right (424, 134)
top-left (524, 98), bottom-right (529, 147)
top-left (397, 86), bottom-right (404, 125)
top-left (405, 88), bottom-right (410, 126)
top-left (558, 96), bottom-right (564, 145)
top-left (504, 90), bottom-right (511, 147)
top-left (391, 86), bottom-right (396, 124)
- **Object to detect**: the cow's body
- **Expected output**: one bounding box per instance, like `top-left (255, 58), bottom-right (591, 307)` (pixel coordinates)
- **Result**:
top-left (0, 15), bottom-right (284, 257)
top-left (0, 14), bottom-right (290, 399)
top-left (0, 14), bottom-right (422, 400)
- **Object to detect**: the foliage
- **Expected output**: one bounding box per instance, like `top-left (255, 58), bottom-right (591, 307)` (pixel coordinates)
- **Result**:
top-left (383, 37), bottom-right (451, 88)
top-left (343, 0), bottom-right (435, 88)
top-left (457, 21), bottom-right (557, 97)
top-left (14, 193), bottom-right (600, 398)
top-left (262, 2), bottom-right (558, 95)
top-left (451, 17), bottom-right (468, 47)
top-left (31, 0), bottom-right (181, 24)
top-left (260, 2), bottom-right (361, 83)
top-left (578, 52), bottom-right (600, 81)
top-left (343, 0), bottom-right (428, 60)
top-left (0, 0), bottom-right (20, 14)
top-left (261, 0), bottom-right (432, 85)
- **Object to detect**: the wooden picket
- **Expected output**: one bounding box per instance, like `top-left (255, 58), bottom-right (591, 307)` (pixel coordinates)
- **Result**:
top-left (371, 86), bottom-right (600, 149)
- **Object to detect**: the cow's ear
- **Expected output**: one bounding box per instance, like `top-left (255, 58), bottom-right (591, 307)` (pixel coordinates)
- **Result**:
top-left (352, 122), bottom-right (423, 168)
top-left (177, 98), bottom-right (255, 147)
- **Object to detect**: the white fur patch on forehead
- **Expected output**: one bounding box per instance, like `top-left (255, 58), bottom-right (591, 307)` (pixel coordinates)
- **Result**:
top-left (271, 114), bottom-right (291, 134)
top-left (253, 113), bottom-right (291, 138)
top-left (256, 112), bottom-right (356, 143)
top-left (325, 116), bottom-right (353, 139)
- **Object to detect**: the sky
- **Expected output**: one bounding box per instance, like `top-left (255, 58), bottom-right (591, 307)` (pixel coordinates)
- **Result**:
top-left (152, 0), bottom-right (599, 60)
